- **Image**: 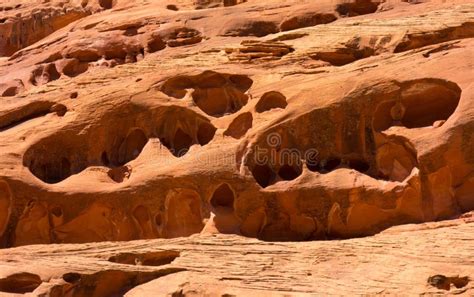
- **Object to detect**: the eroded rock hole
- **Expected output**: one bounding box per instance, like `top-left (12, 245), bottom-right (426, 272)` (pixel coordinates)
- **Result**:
top-left (278, 164), bottom-right (302, 181)
top-left (305, 150), bottom-right (321, 172)
top-left (108, 166), bottom-right (132, 183)
top-left (117, 129), bottom-right (148, 165)
top-left (99, 0), bottom-right (113, 9)
top-left (166, 4), bottom-right (179, 11)
top-left (50, 206), bottom-right (63, 217)
top-left (336, 0), bottom-right (380, 17)
top-left (51, 104), bottom-right (67, 116)
top-left (23, 142), bottom-right (76, 183)
top-left (1, 86), bottom-right (18, 97)
top-left (195, 71), bottom-right (227, 88)
top-left (224, 112), bottom-right (253, 139)
top-left (211, 183), bottom-right (235, 209)
top-left (0, 181), bottom-right (11, 239)
top-left (324, 158), bottom-right (341, 171)
top-left (252, 164), bottom-right (276, 188)
top-left (163, 189), bottom-right (204, 238)
top-left (103, 48), bottom-right (128, 60)
top-left (0, 272), bottom-right (41, 294)
top-left (161, 71), bottom-right (253, 117)
top-left (124, 27), bottom-right (138, 36)
top-left (36, 157), bottom-right (70, 184)
top-left (173, 128), bottom-right (193, 157)
top-left (255, 91), bottom-right (288, 113)
top-left (348, 159), bottom-right (370, 173)
top-left (108, 250), bottom-right (180, 266)
top-left (428, 275), bottom-right (470, 291)
top-left (192, 87), bottom-right (248, 117)
top-left (376, 140), bottom-right (417, 182)
top-left (160, 76), bottom-right (194, 99)
top-left (394, 22), bottom-right (474, 53)
top-left (316, 158), bottom-right (341, 173)
top-left (229, 74), bottom-right (254, 92)
top-left (61, 59), bottom-right (89, 77)
top-left (132, 205), bottom-right (158, 239)
top-left (157, 118), bottom-right (211, 158)
top-left (222, 20), bottom-right (279, 37)
top-left (147, 34), bottom-right (166, 53)
top-left (373, 79), bottom-right (462, 131)
top-left (62, 273), bottom-right (81, 283)
top-left (101, 151), bottom-right (110, 166)
top-left (224, 0), bottom-right (238, 6)
top-left (280, 13), bottom-right (337, 32)
top-left (400, 81), bottom-right (461, 128)
top-left (51, 270), bottom-right (179, 297)
top-left (163, 27), bottom-right (203, 47)
top-left (310, 47), bottom-right (375, 66)
top-left (197, 122), bottom-right (217, 146)
top-left (155, 213), bottom-right (162, 226)
top-left (30, 63), bottom-right (61, 86)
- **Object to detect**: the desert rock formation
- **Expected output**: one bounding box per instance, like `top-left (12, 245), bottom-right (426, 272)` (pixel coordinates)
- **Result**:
top-left (0, 0), bottom-right (473, 295)
top-left (0, 212), bottom-right (473, 296)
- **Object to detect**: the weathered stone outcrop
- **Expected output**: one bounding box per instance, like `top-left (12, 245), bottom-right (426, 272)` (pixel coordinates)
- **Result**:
top-left (0, 0), bottom-right (473, 295)
top-left (0, 213), bottom-right (472, 295)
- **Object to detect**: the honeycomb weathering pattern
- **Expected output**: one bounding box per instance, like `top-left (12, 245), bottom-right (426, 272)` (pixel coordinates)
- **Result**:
top-left (0, 0), bottom-right (473, 295)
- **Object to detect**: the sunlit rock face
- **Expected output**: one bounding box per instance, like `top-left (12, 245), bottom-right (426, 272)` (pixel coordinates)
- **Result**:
top-left (0, 0), bottom-right (473, 295)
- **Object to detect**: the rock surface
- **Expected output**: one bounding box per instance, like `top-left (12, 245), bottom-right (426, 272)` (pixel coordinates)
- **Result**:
top-left (0, 0), bottom-right (473, 295)
top-left (0, 212), bottom-right (473, 296)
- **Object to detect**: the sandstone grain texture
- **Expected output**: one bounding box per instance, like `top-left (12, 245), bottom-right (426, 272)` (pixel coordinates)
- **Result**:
top-left (0, 0), bottom-right (473, 295)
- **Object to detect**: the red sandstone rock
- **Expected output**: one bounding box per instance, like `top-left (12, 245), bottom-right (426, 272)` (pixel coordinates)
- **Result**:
top-left (0, 0), bottom-right (473, 295)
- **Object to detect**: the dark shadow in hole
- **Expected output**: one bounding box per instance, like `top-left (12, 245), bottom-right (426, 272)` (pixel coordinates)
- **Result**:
top-left (372, 79), bottom-right (462, 131)
top-left (108, 166), bottom-right (131, 183)
top-left (0, 272), bottom-right (42, 294)
top-left (255, 91), bottom-right (288, 113)
top-left (108, 250), bottom-right (180, 266)
top-left (32, 157), bottom-right (71, 184)
top-left (154, 213), bottom-right (162, 226)
top-left (229, 74), bottom-right (254, 92)
top-left (211, 183), bottom-right (235, 209)
top-left (50, 206), bottom-right (63, 217)
top-left (117, 129), bottom-right (148, 166)
top-left (197, 122), bottom-right (216, 146)
top-left (160, 76), bottom-right (194, 99)
top-left (336, 0), bottom-right (379, 17)
top-left (62, 273), bottom-right (81, 284)
top-left (278, 164), bottom-right (302, 181)
top-left (428, 275), bottom-right (470, 291)
top-left (99, 0), bottom-right (113, 9)
top-left (194, 71), bottom-right (227, 88)
top-left (348, 159), bottom-right (370, 173)
top-left (321, 158), bottom-right (341, 173)
top-left (147, 35), bottom-right (166, 53)
top-left (252, 164), bottom-right (276, 188)
top-left (224, 112), bottom-right (253, 139)
top-left (2, 86), bottom-right (18, 97)
top-left (173, 128), bottom-right (193, 157)
top-left (166, 4), bottom-right (179, 11)
top-left (101, 151), bottom-right (110, 166)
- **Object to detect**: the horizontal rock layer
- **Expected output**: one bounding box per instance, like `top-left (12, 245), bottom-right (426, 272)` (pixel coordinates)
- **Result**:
top-left (0, 0), bottom-right (473, 295)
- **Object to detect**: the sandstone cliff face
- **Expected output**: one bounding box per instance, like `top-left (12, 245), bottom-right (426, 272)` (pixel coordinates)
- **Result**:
top-left (0, 0), bottom-right (473, 295)
top-left (1, 213), bottom-right (473, 296)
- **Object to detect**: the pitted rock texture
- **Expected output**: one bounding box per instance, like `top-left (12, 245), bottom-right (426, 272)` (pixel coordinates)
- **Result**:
top-left (0, 213), bottom-right (472, 296)
top-left (0, 0), bottom-right (473, 295)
